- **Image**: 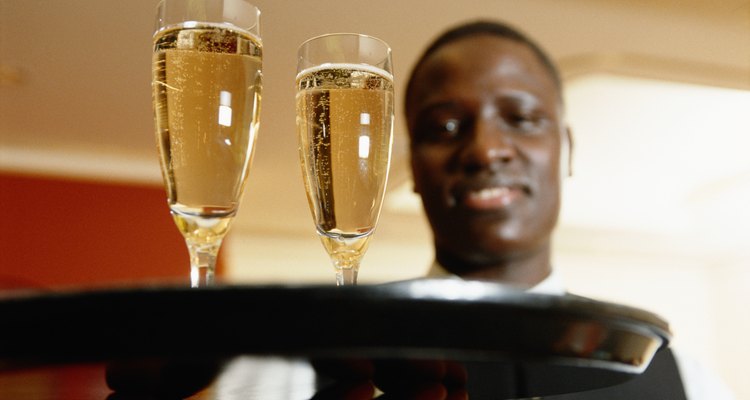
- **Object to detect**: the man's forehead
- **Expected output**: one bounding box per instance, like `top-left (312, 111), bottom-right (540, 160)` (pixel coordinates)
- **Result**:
top-left (423, 36), bottom-right (532, 69)
top-left (410, 36), bottom-right (559, 106)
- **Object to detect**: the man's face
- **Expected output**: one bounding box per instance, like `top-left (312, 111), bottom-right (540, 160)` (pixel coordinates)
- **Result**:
top-left (407, 35), bottom-right (567, 268)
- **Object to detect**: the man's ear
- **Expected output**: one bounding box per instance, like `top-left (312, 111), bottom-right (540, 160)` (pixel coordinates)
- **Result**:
top-left (410, 154), bottom-right (422, 194)
top-left (562, 125), bottom-right (574, 178)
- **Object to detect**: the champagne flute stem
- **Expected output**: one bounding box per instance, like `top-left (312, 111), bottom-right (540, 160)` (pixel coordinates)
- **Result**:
top-left (336, 267), bottom-right (359, 286)
top-left (187, 240), bottom-right (222, 288)
top-left (322, 235), bottom-right (369, 286)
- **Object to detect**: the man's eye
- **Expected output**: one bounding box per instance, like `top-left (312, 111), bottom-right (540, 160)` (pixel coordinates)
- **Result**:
top-left (441, 119), bottom-right (461, 135)
top-left (416, 118), bottom-right (463, 142)
top-left (507, 113), bottom-right (544, 131)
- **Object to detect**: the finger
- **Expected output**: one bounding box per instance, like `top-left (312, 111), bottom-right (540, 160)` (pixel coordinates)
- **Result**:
top-left (312, 358), bottom-right (375, 380)
top-left (311, 380), bottom-right (376, 400)
top-left (377, 382), bottom-right (448, 400)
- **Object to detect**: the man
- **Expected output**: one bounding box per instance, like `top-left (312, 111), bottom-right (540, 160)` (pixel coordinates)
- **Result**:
top-left (406, 21), bottom-right (569, 291)
top-left (404, 20), bottom-right (733, 400)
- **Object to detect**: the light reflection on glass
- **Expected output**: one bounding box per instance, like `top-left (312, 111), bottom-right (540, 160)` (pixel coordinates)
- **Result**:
top-left (219, 90), bottom-right (233, 127)
top-left (359, 112), bottom-right (370, 159)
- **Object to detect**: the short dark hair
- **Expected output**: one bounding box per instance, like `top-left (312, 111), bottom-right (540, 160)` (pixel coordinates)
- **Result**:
top-left (405, 20), bottom-right (562, 113)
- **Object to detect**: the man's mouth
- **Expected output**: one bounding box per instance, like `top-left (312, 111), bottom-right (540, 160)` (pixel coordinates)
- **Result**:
top-left (460, 185), bottom-right (526, 210)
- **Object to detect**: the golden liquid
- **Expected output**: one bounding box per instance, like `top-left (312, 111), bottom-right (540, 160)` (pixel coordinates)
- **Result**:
top-left (319, 234), bottom-right (371, 270)
top-left (296, 64), bottom-right (394, 242)
top-left (172, 211), bottom-right (233, 245)
top-left (152, 23), bottom-right (262, 240)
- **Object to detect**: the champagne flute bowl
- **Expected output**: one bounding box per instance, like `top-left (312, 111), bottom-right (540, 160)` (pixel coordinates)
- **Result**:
top-left (295, 33), bottom-right (394, 286)
top-left (152, 0), bottom-right (262, 287)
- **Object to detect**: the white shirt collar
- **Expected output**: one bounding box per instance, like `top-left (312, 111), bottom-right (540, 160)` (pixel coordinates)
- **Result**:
top-left (425, 261), bottom-right (566, 295)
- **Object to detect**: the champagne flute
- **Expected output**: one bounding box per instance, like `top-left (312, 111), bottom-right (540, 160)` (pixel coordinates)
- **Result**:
top-left (296, 34), bottom-right (394, 286)
top-left (152, 0), bottom-right (262, 287)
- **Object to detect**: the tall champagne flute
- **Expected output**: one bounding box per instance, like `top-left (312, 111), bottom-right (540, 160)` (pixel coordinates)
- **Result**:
top-left (296, 34), bottom-right (394, 286)
top-left (152, 0), bottom-right (262, 287)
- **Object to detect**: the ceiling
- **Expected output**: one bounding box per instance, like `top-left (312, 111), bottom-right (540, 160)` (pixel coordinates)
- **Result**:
top-left (1, 0), bottom-right (749, 259)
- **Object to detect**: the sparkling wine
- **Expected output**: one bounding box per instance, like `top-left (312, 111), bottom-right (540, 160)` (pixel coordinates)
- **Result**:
top-left (296, 64), bottom-right (394, 244)
top-left (152, 23), bottom-right (262, 241)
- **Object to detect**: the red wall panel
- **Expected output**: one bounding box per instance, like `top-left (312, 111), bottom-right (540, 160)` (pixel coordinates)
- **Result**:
top-left (0, 173), bottom-right (224, 289)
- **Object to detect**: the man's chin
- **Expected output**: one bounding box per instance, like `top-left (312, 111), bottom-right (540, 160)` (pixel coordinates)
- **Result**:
top-left (436, 241), bottom-right (530, 268)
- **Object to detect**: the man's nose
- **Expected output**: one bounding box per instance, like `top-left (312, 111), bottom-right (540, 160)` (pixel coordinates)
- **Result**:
top-left (459, 114), bottom-right (516, 172)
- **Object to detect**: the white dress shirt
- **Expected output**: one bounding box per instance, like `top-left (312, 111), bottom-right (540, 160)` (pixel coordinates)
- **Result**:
top-left (426, 261), bottom-right (565, 295)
